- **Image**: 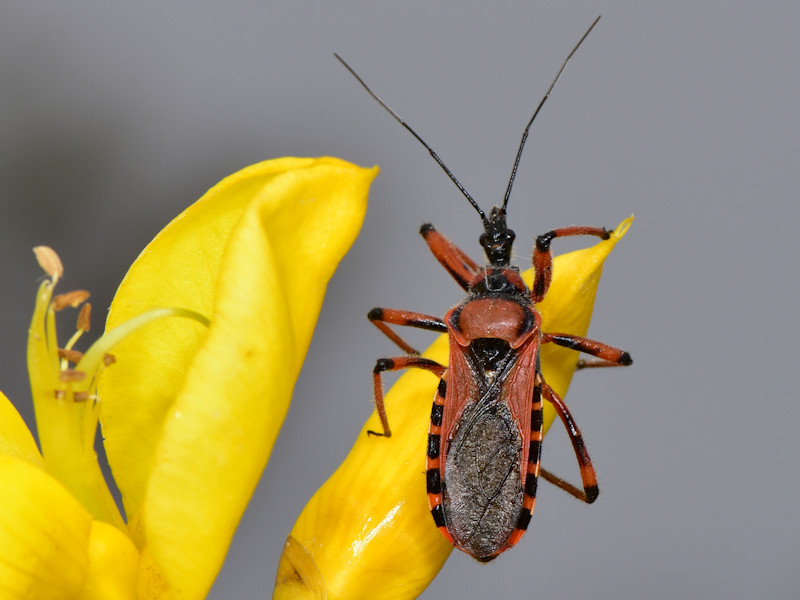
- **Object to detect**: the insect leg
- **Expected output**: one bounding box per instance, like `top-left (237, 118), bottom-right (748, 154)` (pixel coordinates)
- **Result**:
top-left (532, 226), bottom-right (611, 302)
top-left (368, 308), bottom-right (447, 355)
top-left (575, 358), bottom-right (630, 369)
top-left (574, 358), bottom-right (629, 369)
top-left (542, 332), bottom-right (632, 366)
top-left (370, 356), bottom-right (446, 437)
top-left (420, 223), bottom-right (479, 291)
top-left (538, 377), bottom-right (599, 503)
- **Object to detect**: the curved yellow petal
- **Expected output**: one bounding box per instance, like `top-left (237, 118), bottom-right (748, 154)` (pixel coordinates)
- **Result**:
top-left (0, 454), bottom-right (92, 599)
top-left (277, 335), bottom-right (453, 600)
top-left (99, 157), bottom-right (376, 519)
top-left (100, 157), bottom-right (377, 597)
top-left (275, 216), bottom-right (633, 599)
top-left (78, 521), bottom-right (139, 600)
top-left (0, 390), bottom-right (44, 468)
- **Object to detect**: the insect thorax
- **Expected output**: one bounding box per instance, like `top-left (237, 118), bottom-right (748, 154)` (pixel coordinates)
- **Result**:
top-left (467, 266), bottom-right (528, 298)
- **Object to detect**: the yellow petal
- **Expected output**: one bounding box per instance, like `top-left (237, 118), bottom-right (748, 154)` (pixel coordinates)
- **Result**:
top-left (276, 216), bottom-right (632, 599)
top-left (100, 157), bottom-right (377, 597)
top-left (277, 335), bottom-right (452, 600)
top-left (99, 157), bottom-right (376, 518)
top-left (78, 521), bottom-right (139, 600)
top-left (0, 390), bottom-right (44, 469)
top-left (0, 454), bottom-right (92, 599)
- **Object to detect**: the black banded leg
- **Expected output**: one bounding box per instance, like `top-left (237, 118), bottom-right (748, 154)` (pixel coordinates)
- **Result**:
top-left (532, 225), bottom-right (610, 302)
top-left (542, 332), bottom-right (632, 366)
top-left (368, 307), bottom-right (447, 355)
top-left (420, 223), bottom-right (479, 291)
top-left (539, 378), bottom-right (599, 504)
top-left (371, 356), bottom-right (446, 437)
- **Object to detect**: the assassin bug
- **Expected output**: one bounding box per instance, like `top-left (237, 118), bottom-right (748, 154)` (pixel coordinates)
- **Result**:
top-left (336, 15), bottom-right (631, 561)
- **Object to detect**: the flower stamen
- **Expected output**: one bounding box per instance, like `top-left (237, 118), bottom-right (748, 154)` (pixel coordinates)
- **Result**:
top-left (61, 330), bottom-right (86, 370)
top-left (59, 303), bottom-right (93, 370)
top-left (59, 370), bottom-right (87, 383)
top-left (58, 348), bottom-right (84, 364)
top-left (33, 245), bottom-right (64, 281)
top-left (52, 290), bottom-right (90, 311)
top-left (77, 303), bottom-right (91, 332)
top-left (29, 246), bottom-right (212, 533)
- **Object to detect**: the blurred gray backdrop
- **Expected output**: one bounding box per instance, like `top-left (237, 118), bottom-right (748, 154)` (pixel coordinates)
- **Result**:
top-left (1, 2), bottom-right (798, 598)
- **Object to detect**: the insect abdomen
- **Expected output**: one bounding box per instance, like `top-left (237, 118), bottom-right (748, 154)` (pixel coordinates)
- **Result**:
top-left (443, 399), bottom-right (523, 560)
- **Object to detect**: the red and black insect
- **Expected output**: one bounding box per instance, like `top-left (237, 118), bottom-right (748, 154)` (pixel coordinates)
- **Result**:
top-left (336, 16), bottom-right (631, 561)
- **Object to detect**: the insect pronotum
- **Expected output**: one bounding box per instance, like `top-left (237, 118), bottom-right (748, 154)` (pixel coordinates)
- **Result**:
top-left (336, 15), bottom-right (632, 561)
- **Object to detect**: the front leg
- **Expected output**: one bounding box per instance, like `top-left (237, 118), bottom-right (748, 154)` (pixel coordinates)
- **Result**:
top-left (532, 226), bottom-right (610, 302)
top-left (420, 223), bottom-right (479, 291)
top-left (368, 307), bottom-right (447, 355)
top-left (370, 356), bottom-right (446, 437)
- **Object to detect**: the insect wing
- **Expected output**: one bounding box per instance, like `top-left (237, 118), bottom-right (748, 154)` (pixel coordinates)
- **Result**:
top-left (432, 333), bottom-right (541, 560)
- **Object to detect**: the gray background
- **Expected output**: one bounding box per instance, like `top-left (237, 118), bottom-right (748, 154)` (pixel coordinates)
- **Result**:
top-left (1, 2), bottom-right (798, 598)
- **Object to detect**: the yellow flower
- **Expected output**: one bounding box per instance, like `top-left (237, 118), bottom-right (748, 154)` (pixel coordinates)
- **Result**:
top-left (0, 157), bottom-right (378, 599)
top-left (275, 216), bottom-right (633, 600)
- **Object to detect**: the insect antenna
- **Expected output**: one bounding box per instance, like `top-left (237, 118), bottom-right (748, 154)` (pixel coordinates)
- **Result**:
top-left (334, 53), bottom-right (488, 225)
top-left (501, 15), bottom-right (601, 212)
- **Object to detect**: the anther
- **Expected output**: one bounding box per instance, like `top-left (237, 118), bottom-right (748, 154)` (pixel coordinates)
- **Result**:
top-left (33, 246), bottom-right (64, 281)
top-left (59, 370), bottom-right (87, 383)
top-left (52, 290), bottom-right (91, 311)
top-left (77, 303), bottom-right (92, 332)
top-left (58, 348), bottom-right (84, 364)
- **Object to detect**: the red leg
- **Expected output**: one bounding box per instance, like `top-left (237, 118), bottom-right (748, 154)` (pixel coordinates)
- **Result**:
top-left (539, 468), bottom-right (595, 500)
top-left (539, 377), bottom-right (598, 503)
top-left (420, 223), bottom-right (479, 291)
top-left (542, 332), bottom-right (632, 366)
top-left (532, 225), bottom-right (610, 302)
top-left (371, 356), bottom-right (446, 437)
top-left (368, 307), bottom-right (447, 355)
top-left (576, 358), bottom-right (630, 369)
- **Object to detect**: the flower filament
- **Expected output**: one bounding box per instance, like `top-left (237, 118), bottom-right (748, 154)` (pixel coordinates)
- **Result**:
top-left (28, 246), bottom-right (210, 529)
